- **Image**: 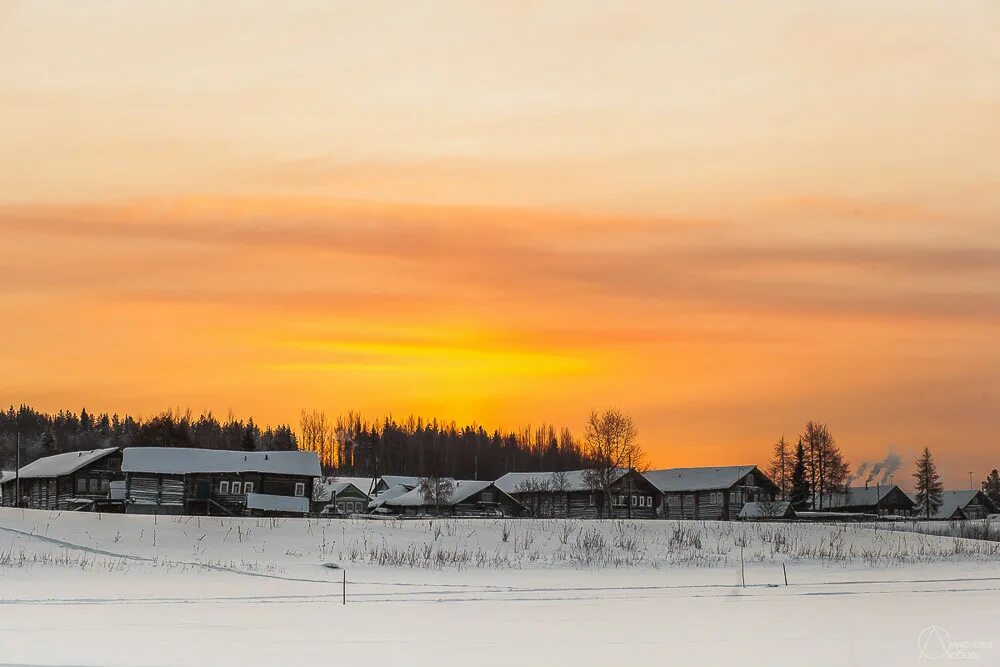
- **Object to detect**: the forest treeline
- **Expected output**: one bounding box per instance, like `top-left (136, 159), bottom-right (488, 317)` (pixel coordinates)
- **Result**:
top-left (298, 411), bottom-right (590, 479)
top-left (0, 405), bottom-right (592, 479)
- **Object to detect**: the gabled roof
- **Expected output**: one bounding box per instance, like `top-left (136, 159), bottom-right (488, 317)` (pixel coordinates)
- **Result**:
top-left (384, 479), bottom-right (496, 507)
top-left (314, 476), bottom-right (375, 502)
top-left (823, 485), bottom-right (911, 509)
top-left (931, 490), bottom-right (996, 520)
top-left (4, 448), bottom-right (118, 480)
top-left (122, 448), bottom-right (321, 477)
top-left (377, 475), bottom-right (420, 490)
top-left (494, 469), bottom-right (626, 494)
top-left (739, 501), bottom-right (794, 519)
top-left (369, 482), bottom-right (413, 508)
top-left (643, 465), bottom-right (760, 493)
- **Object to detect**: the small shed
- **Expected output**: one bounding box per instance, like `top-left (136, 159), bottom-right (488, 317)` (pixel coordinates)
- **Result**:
top-left (739, 500), bottom-right (794, 520)
top-left (122, 447), bottom-right (321, 516)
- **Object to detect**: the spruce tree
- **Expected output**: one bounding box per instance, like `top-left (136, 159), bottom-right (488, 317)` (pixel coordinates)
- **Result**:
top-left (913, 447), bottom-right (944, 519)
top-left (789, 441), bottom-right (810, 510)
top-left (982, 469), bottom-right (1000, 508)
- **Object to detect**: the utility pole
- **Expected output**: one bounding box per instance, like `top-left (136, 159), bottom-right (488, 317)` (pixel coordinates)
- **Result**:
top-left (15, 430), bottom-right (20, 508)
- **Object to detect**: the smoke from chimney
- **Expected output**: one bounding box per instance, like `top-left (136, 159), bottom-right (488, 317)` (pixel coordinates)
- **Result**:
top-left (862, 451), bottom-right (902, 486)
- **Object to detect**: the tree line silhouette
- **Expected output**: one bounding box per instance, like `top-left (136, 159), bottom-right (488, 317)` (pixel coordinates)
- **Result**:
top-left (0, 405), bottom-right (592, 479)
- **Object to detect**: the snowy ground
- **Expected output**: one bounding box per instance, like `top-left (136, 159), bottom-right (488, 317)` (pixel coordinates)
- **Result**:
top-left (1, 510), bottom-right (998, 666)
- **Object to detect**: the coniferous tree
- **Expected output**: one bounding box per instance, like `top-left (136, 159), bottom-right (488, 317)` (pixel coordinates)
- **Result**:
top-left (913, 447), bottom-right (944, 519)
top-left (789, 441), bottom-right (811, 510)
top-left (981, 469), bottom-right (1000, 508)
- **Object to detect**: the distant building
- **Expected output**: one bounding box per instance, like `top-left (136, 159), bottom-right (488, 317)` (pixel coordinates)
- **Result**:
top-left (314, 479), bottom-right (372, 515)
top-left (121, 448), bottom-right (321, 516)
top-left (369, 475), bottom-right (422, 511)
top-left (643, 465), bottom-right (779, 520)
top-left (928, 490), bottom-right (998, 520)
top-left (0, 448), bottom-right (123, 511)
top-left (495, 469), bottom-right (660, 519)
top-left (821, 484), bottom-right (915, 516)
top-left (381, 479), bottom-right (525, 517)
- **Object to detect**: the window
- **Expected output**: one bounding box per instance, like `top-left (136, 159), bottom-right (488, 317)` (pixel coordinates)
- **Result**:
top-left (101, 479), bottom-right (110, 493)
top-left (88, 478), bottom-right (99, 494)
top-left (231, 482), bottom-right (241, 494)
top-left (219, 481), bottom-right (229, 494)
top-left (631, 494), bottom-right (638, 507)
top-left (76, 478), bottom-right (86, 493)
top-left (244, 482), bottom-right (254, 494)
top-left (294, 482), bottom-right (305, 497)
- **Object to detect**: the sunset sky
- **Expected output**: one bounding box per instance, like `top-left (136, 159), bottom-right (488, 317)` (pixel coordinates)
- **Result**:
top-left (1, 2), bottom-right (998, 486)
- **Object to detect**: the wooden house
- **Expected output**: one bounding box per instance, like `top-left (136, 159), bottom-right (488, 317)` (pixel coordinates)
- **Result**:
top-left (928, 490), bottom-right (998, 520)
top-left (369, 475), bottom-right (421, 511)
top-left (381, 479), bottom-right (525, 517)
top-left (820, 484), bottom-right (915, 516)
top-left (121, 447), bottom-right (321, 516)
top-left (494, 469), bottom-right (660, 519)
top-left (643, 465), bottom-right (779, 520)
top-left (313, 478), bottom-right (373, 515)
top-left (0, 447), bottom-right (124, 511)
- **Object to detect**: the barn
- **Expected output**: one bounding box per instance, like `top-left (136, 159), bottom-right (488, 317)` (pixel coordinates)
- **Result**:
top-left (381, 479), bottom-right (525, 517)
top-left (121, 448), bottom-right (321, 516)
top-left (494, 469), bottom-right (660, 519)
top-left (820, 484), bottom-right (915, 516)
top-left (643, 465), bottom-right (779, 520)
top-left (0, 447), bottom-right (124, 511)
top-left (929, 490), bottom-right (998, 520)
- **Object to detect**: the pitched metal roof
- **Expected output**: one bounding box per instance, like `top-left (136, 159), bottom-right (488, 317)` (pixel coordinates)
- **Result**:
top-left (930, 490), bottom-right (995, 520)
top-left (384, 479), bottom-right (496, 507)
top-left (643, 465), bottom-right (759, 492)
top-left (823, 485), bottom-right (910, 508)
top-left (494, 469), bottom-right (626, 494)
top-left (122, 448), bottom-right (321, 476)
top-left (6, 448), bottom-right (118, 480)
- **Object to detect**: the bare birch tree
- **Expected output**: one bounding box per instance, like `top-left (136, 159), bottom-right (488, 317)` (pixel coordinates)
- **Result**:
top-left (581, 408), bottom-right (644, 518)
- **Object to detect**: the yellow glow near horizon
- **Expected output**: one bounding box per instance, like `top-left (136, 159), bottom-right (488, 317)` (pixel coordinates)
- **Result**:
top-left (1, 2), bottom-right (998, 485)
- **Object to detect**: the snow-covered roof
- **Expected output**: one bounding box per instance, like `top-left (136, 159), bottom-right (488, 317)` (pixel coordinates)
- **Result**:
top-left (122, 448), bottom-right (321, 476)
top-left (930, 490), bottom-right (994, 520)
top-left (823, 485), bottom-right (908, 509)
top-left (313, 476), bottom-right (374, 502)
top-left (378, 475), bottom-right (420, 489)
top-left (369, 482), bottom-right (413, 508)
top-left (643, 465), bottom-right (759, 493)
top-left (245, 492), bottom-right (309, 513)
top-left (0, 470), bottom-right (14, 485)
top-left (494, 469), bottom-right (624, 494)
top-left (4, 448), bottom-right (118, 480)
top-left (384, 480), bottom-right (496, 507)
top-left (739, 501), bottom-right (793, 519)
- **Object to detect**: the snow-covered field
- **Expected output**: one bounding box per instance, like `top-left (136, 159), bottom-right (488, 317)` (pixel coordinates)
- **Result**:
top-left (1, 509), bottom-right (998, 666)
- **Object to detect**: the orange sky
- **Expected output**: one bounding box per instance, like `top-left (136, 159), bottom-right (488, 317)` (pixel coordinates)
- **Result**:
top-left (1, 2), bottom-right (998, 487)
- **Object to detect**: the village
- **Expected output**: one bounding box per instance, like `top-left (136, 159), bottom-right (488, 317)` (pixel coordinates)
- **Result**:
top-left (2, 444), bottom-right (997, 524)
